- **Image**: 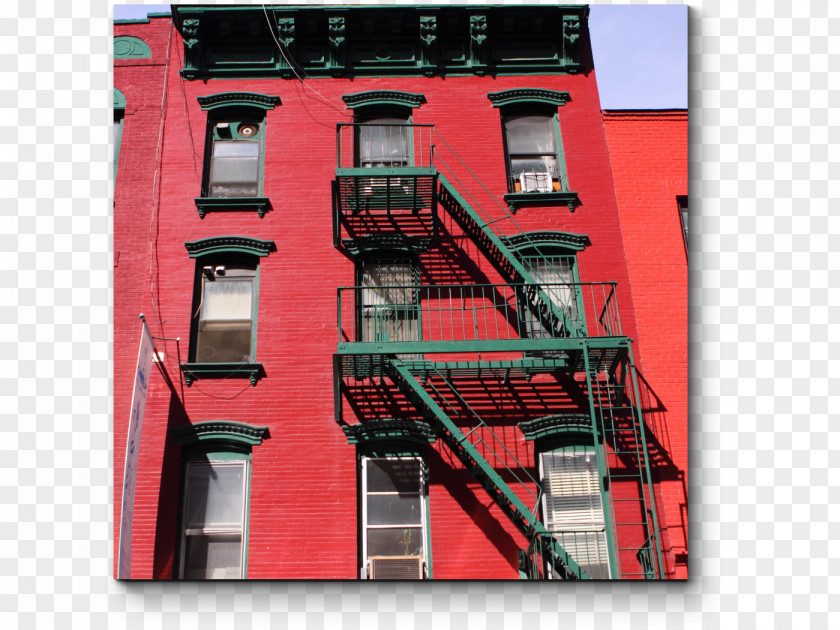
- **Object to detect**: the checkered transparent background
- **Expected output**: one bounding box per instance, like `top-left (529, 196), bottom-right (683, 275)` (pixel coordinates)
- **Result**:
top-left (2, 0), bottom-right (837, 627)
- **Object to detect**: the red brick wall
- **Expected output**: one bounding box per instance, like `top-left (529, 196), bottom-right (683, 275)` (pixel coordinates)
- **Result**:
top-left (115, 16), bottom-right (682, 579)
top-left (603, 110), bottom-right (688, 578)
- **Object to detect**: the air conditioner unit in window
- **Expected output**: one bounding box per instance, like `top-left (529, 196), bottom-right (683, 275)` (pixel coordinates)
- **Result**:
top-left (368, 556), bottom-right (424, 579)
top-left (520, 172), bottom-right (553, 193)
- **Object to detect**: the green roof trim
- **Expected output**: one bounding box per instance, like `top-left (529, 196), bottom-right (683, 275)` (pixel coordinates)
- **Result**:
top-left (197, 92), bottom-right (281, 111)
top-left (487, 89), bottom-right (571, 108)
top-left (171, 421), bottom-right (269, 447)
top-left (342, 91), bottom-right (426, 109)
top-left (517, 414), bottom-right (594, 441)
top-left (502, 231), bottom-right (591, 253)
top-left (184, 236), bottom-right (275, 258)
top-left (114, 87), bottom-right (126, 111)
top-left (114, 36), bottom-right (152, 59)
top-left (342, 418), bottom-right (436, 445)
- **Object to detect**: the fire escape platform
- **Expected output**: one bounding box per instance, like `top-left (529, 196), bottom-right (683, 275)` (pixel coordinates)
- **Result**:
top-left (334, 337), bottom-right (630, 380)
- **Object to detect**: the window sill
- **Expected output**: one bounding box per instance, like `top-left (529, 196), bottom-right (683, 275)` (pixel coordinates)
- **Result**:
top-left (503, 191), bottom-right (580, 214)
top-left (181, 362), bottom-right (264, 387)
top-left (194, 197), bottom-right (271, 219)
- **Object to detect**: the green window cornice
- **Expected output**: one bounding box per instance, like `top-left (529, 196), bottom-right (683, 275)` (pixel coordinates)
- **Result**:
top-left (488, 89), bottom-right (571, 108)
top-left (518, 414), bottom-right (594, 442)
top-left (342, 418), bottom-right (436, 446)
top-left (342, 91), bottom-right (425, 109)
top-left (114, 88), bottom-right (126, 111)
top-left (184, 236), bottom-right (275, 258)
top-left (502, 231), bottom-right (591, 253)
top-left (197, 92), bottom-right (281, 111)
top-left (114, 36), bottom-right (152, 59)
top-left (171, 421), bottom-right (269, 447)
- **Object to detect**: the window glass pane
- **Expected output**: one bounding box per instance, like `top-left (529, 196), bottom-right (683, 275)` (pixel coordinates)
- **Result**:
top-left (195, 325), bottom-right (252, 363)
top-left (510, 157), bottom-right (558, 178)
top-left (367, 527), bottom-right (423, 557)
top-left (367, 494), bottom-right (422, 526)
top-left (183, 533), bottom-right (243, 579)
top-left (366, 459), bottom-right (422, 492)
top-left (214, 141), bottom-right (260, 157)
top-left (505, 115), bottom-right (556, 154)
top-left (185, 463), bottom-right (245, 529)
top-left (209, 156), bottom-right (260, 184)
top-left (361, 261), bottom-right (416, 306)
top-left (359, 118), bottom-right (409, 166)
top-left (202, 279), bottom-right (253, 322)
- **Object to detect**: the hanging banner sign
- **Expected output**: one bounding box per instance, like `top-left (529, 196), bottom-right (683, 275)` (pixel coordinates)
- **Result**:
top-left (117, 318), bottom-right (156, 579)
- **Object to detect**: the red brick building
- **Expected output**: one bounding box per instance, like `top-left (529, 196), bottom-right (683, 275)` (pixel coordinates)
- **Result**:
top-left (114, 6), bottom-right (686, 580)
top-left (603, 110), bottom-right (689, 578)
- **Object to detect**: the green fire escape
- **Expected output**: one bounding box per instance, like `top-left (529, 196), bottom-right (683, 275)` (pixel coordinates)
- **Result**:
top-left (333, 123), bottom-right (664, 579)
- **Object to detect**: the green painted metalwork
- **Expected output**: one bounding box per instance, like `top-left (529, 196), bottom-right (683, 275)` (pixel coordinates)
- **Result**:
top-left (387, 359), bottom-right (589, 579)
top-left (171, 421), bottom-right (268, 447)
top-left (184, 236), bottom-right (274, 258)
top-left (626, 344), bottom-right (666, 576)
top-left (431, 177), bottom-right (585, 337)
top-left (503, 191), bottom-right (580, 214)
top-left (173, 5), bottom-right (588, 79)
top-left (341, 234), bottom-right (433, 256)
top-left (518, 414), bottom-right (593, 442)
top-left (502, 231), bottom-right (590, 253)
top-left (114, 88), bottom-right (126, 110)
top-left (114, 36), bottom-right (152, 59)
top-left (343, 91), bottom-right (425, 109)
top-left (487, 89), bottom-right (570, 108)
top-left (342, 418), bottom-right (436, 445)
top-left (197, 92), bottom-right (281, 111)
top-left (180, 362), bottom-right (264, 387)
top-left (582, 350), bottom-right (620, 578)
top-left (194, 196), bottom-right (271, 219)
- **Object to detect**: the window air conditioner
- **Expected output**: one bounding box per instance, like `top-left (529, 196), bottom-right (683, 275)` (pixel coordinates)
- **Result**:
top-left (368, 556), bottom-right (424, 579)
top-left (520, 172), bottom-right (553, 193)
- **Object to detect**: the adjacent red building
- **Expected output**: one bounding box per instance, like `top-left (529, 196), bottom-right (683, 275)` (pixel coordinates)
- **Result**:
top-left (603, 109), bottom-right (689, 578)
top-left (114, 6), bottom-right (686, 580)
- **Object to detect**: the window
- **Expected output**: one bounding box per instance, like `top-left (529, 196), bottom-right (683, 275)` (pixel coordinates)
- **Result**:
top-left (359, 258), bottom-right (420, 346)
top-left (205, 118), bottom-right (263, 198)
top-left (182, 237), bottom-right (273, 385)
top-left (195, 93), bottom-right (280, 208)
top-left (179, 460), bottom-right (248, 579)
top-left (521, 253), bottom-right (580, 339)
top-left (357, 114), bottom-right (411, 168)
top-left (362, 456), bottom-right (428, 579)
top-left (540, 448), bottom-right (611, 579)
top-left (677, 195), bottom-right (688, 255)
top-left (503, 111), bottom-right (565, 193)
top-left (113, 88), bottom-right (125, 180)
top-left (193, 259), bottom-right (256, 364)
top-left (488, 89), bottom-right (572, 203)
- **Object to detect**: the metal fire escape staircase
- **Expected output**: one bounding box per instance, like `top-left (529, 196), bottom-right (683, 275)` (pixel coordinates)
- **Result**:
top-left (334, 124), bottom-right (664, 579)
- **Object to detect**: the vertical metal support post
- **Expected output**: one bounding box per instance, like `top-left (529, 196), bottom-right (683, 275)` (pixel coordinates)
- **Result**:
top-left (583, 346), bottom-right (620, 578)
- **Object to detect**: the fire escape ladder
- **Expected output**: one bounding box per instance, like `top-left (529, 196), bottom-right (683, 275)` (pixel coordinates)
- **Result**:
top-left (583, 346), bottom-right (665, 579)
top-left (386, 358), bottom-right (590, 580)
top-left (436, 174), bottom-right (581, 339)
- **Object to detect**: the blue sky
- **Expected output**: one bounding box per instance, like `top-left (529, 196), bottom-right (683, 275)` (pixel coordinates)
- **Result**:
top-left (114, 4), bottom-right (687, 109)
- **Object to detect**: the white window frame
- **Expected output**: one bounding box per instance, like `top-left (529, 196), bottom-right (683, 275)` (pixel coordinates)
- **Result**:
top-left (361, 456), bottom-right (427, 579)
top-left (179, 460), bottom-right (248, 580)
top-left (539, 448), bottom-right (611, 579)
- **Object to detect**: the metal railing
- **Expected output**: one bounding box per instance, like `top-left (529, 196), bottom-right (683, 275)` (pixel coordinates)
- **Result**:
top-left (337, 282), bottom-right (622, 348)
top-left (336, 123), bottom-right (436, 170)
